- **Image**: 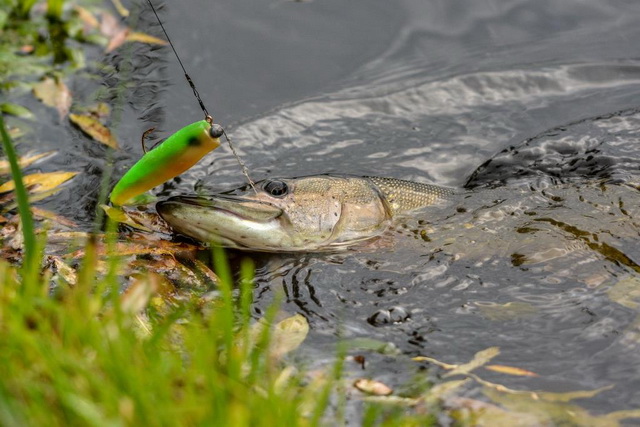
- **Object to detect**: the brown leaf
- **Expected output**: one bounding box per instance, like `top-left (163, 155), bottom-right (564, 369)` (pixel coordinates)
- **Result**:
top-left (0, 151), bottom-right (55, 175)
top-left (125, 32), bottom-right (167, 46)
top-left (48, 256), bottom-right (78, 286)
top-left (69, 114), bottom-right (119, 148)
top-left (31, 207), bottom-right (77, 227)
top-left (485, 365), bottom-right (539, 377)
top-left (121, 273), bottom-right (162, 313)
top-left (353, 379), bottom-right (393, 396)
top-left (0, 172), bottom-right (78, 194)
top-left (32, 77), bottom-right (72, 119)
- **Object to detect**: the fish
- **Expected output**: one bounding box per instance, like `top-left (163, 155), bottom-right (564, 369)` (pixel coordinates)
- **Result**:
top-left (156, 175), bottom-right (453, 252)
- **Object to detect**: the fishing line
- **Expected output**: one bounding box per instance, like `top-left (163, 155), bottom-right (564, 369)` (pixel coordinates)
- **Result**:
top-left (145, 0), bottom-right (257, 192)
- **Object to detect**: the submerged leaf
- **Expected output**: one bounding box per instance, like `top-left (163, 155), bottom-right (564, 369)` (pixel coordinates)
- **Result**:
top-left (270, 314), bottom-right (309, 358)
top-left (607, 276), bottom-right (640, 309)
top-left (69, 114), bottom-right (118, 148)
top-left (33, 77), bottom-right (72, 119)
top-left (444, 347), bottom-right (500, 378)
top-left (0, 172), bottom-right (78, 194)
top-left (125, 32), bottom-right (167, 46)
top-left (31, 207), bottom-right (77, 227)
top-left (0, 151), bottom-right (55, 175)
top-left (485, 365), bottom-right (538, 377)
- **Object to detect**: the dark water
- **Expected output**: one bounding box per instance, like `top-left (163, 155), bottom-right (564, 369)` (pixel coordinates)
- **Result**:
top-left (20, 0), bottom-right (640, 418)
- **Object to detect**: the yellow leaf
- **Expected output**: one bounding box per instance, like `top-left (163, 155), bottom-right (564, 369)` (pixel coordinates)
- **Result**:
top-left (485, 365), bottom-right (538, 377)
top-left (31, 207), bottom-right (77, 227)
top-left (0, 151), bottom-right (55, 175)
top-left (48, 256), bottom-right (78, 286)
top-left (125, 32), bottom-right (168, 46)
top-left (0, 172), bottom-right (78, 194)
top-left (33, 77), bottom-right (72, 119)
top-left (121, 273), bottom-right (162, 314)
top-left (445, 347), bottom-right (500, 378)
top-left (270, 314), bottom-right (309, 358)
top-left (69, 114), bottom-right (119, 148)
top-left (353, 379), bottom-right (393, 396)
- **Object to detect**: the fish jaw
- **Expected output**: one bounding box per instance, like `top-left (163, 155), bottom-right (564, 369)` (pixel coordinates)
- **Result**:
top-left (156, 195), bottom-right (296, 251)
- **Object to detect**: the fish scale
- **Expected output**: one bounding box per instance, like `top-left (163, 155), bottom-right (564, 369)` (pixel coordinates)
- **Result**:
top-left (366, 176), bottom-right (455, 215)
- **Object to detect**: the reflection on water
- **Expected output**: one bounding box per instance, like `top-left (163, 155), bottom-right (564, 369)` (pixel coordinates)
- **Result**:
top-left (13, 0), bottom-right (640, 417)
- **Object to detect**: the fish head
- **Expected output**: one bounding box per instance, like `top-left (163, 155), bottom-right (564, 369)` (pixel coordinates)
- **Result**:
top-left (156, 175), bottom-right (391, 252)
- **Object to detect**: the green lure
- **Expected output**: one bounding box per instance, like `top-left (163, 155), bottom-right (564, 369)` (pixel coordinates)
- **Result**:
top-left (110, 120), bottom-right (223, 205)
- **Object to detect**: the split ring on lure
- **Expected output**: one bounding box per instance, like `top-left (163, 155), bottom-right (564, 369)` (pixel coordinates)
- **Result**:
top-left (109, 120), bottom-right (224, 205)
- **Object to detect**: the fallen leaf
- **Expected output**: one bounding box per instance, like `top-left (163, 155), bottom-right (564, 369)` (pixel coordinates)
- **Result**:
top-left (445, 347), bottom-right (501, 378)
top-left (353, 379), bottom-right (393, 396)
top-left (33, 77), bottom-right (72, 119)
top-left (485, 365), bottom-right (538, 377)
top-left (88, 102), bottom-right (110, 118)
top-left (0, 172), bottom-right (78, 194)
top-left (121, 273), bottom-right (163, 313)
top-left (125, 32), bottom-right (167, 46)
top-left (0, 103), bottom-right (33, 118)
top-left (0, 151), bottom-right (55, 175)
top-left (48, 256), bottom-right (78, 286)
top-left (69, 114), bottom-right (119, 148)
top-left (31, 207), bottom-right (77, 227)
top-left (270, 314), bottom-right (309, 358)
top-left (361, 396), bottom-right (420, 406)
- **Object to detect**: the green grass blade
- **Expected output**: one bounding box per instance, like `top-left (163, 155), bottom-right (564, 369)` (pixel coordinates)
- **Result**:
top-left (0, 114), bottom-right (36, 281)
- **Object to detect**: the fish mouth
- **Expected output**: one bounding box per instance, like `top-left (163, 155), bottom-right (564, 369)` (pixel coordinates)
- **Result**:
top-left (157, 194), bottom-right (283, 222)
top-left (156, 195), bottom-right (285, 247)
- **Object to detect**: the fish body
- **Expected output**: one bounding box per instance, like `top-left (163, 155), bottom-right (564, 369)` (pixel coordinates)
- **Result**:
top-left (156, 175), bottom-right (453, 252)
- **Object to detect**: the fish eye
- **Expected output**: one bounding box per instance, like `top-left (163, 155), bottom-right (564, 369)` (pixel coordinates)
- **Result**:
top-left (263, 180), bottom-right (288, 197)
top-left (209, 124), bottom-right (224, 139)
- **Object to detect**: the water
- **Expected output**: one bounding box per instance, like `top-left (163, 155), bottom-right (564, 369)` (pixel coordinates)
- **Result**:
top-left (19, 0), bottom-right (640, 419)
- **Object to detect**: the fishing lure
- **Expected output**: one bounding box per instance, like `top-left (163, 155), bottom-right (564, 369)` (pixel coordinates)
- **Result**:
top-left (109, 0), bottom-right (256, 205)
top-left (109, 120), bottom-right (223, 205)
